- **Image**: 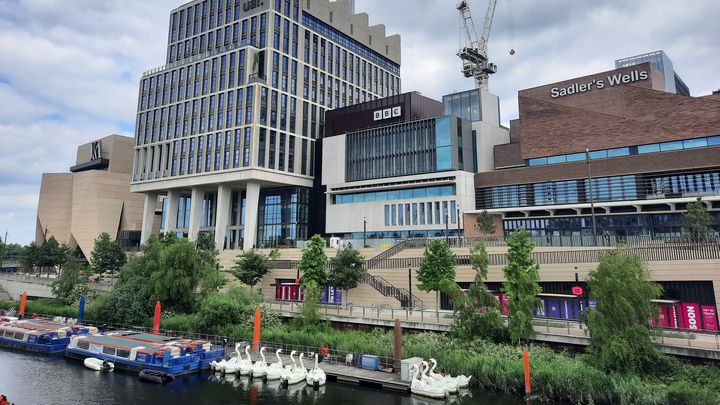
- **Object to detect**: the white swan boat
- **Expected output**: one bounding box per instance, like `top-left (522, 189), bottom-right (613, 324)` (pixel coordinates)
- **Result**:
top-left (265, 349), bottom-right (288, 380)
top-left (84, 357), bottom-right (114, 372)
top-left (409, 364), bottom-right (448, 399)
top-left (426, 359), bottom-right (459, 394)
top-left (305, 353), bottom-right (326, 389)
top-left (280, 351), bottom-right (307, 387)
top-left (221, 343), bottom-right (245, 374)
top-left (249, 347), bottom-right (268, 379)
top-left (238, 345), bottom-right (253, 376)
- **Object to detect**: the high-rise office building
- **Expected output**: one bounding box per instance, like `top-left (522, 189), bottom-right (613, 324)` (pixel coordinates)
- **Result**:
top-left (615, 50), bottom-right (690, 96)
top-left (131, 0), bottom-right (401, 250)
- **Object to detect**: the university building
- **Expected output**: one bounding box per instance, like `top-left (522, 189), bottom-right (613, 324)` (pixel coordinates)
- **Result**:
top-left (131, 0), bottom-right (401, 250)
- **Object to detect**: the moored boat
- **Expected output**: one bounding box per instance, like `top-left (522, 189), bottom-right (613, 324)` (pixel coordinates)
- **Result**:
top-left (66, 335), bottom-right (200, 376)
top-left (0, 318), bottom-right (96, 353)
top-left (139, 369), bottom-right (176, 384)
top-left (84, 357), bottom-right (114, 372)
top-left (106, 331), bottom-right (225, 369)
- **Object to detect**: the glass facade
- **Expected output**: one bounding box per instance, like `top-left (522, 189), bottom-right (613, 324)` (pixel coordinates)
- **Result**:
top-left (442, 89), bottom-right (481, 122)
top-left (477, 170), bottom-right (720, 209)
top-left (334, 185), bottom-right (454, 204)
top-left (256, 187), bottom-right (310, 248)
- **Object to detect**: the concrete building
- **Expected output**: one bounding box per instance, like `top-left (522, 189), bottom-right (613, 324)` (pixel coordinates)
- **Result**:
top-left (35, 135), bottom-right (147, 258)
top-left (131, 0), bottom-right (401, 250)
top-left (321, 91), bottom-right (508, 240)
top-left (615, 50), bottom-right (690, 96)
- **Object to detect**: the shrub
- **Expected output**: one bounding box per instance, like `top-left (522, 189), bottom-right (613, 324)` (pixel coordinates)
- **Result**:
top-left (667, 381), bottom-right (720, 405)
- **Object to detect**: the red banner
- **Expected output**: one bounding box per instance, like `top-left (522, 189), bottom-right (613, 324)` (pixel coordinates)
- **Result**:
top-left (701, 306), bottom-right (718, 331)
top-left (680, 302), bottom-right (701, 330)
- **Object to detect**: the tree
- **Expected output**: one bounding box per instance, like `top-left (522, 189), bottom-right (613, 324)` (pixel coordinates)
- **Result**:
top-left (232, 249), bottom-right (279, 289)
top-left (450, 241), bottom-right (507, 341)
top-left (684, 197), bottom-right (714, 241)
top-left (475, 210), bottom-right (497, 234)
top-left (89, 232), bottom-right (127, 277)
top-left (20, 242), bottom-right (40, 271)
top-left (299, 234), bottom-right (328, 288)
top-left (292, 280), bottom-right (326, 331)
top-left (51, 256), bottom-right (89, 305)
top-left (502, 228), bottom-right (541, 346)
top-left (38, 236), bottom-right (69, 270)
top-left (0, 236), bottom-right (5, 268)
top-left (196, 231), bottom-right (219, 268)
top-left (148, 238), bottom-right (204, 313)
top-left (328, 247), bottom-right (366, 304)
top-left (88, 278), bottom-right (151, 325)
top-left (416, 239), bottom-right (457, 318)
top-left (586, 251), bottom-right (666, 373)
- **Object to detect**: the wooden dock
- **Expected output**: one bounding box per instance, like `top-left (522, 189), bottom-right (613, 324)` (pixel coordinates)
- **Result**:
top-left (246, 351), bottom-right (409, 393)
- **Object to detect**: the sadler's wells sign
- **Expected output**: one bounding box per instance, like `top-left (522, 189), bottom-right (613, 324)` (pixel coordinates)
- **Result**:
top-left (550, 69), bottom-right (649, 98)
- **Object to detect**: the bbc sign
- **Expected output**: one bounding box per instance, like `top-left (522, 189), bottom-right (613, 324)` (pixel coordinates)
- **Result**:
top-left (373, 106), bottom-right (402, 121)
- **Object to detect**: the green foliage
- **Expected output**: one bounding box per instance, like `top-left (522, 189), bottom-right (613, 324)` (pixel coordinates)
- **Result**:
top-left (586, 251), bottom-right (665, 373)
top-left (684, 197), bottom-right (714, 239)
top-left (299, 234), bottom-right (328, 288)
top-left (86, 278), bottom-right (151, 325)
top-left (450, 241), bottom-right (507, 342)
top-left (20, 242), bottom-right (40, 270)
top-left (0, 236), bottom-right (5, 267)
top-left (417, 239), bottom-right (457, 315)
top-left (196, 231), bottom-right (219, 268)
top-left (158, 313), bottom-right (199, 332)
top-left (0, 298), bottom-right (77, 318)
top-left (197, 291), bottom-right (243, 334)
top-left (89, 232), bottom-right (126, 276)
top-left (232, 249), bottom-right (278, 288)
top-left (476, 210), bottom-right (497, 234)
top-left (51, 257), bottom-right (89, 305)
top-left (148, 238), bottom-right (203, 312)
top-left (667, 381), bottom-right (720, 405)
top-left (328, 247), bottom-right (366, 294)
top-left (292, 281), bottom-right (326, 331)
top-left (502, 228), bottom-right (542, 346)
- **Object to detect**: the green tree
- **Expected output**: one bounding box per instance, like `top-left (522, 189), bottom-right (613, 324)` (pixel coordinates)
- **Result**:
top-left (0, 236), bottom-right (5, 268)
top-left (684, 197), bottom-right (714, 241)
top-left (89, 232), bottom-right (127, 277)
top-left (292, 280), bottom-right (326, 331)
top-left (502, 228), bottom-right (541, 346)
top-left (328, 247), bottom-right (366, 304)
top-left (450, 241), bottom-right (507, 341)
top-left (148, 238), bottom-right (204, 313)
top-left (38, 236), bottom-right (69, 271)
top-left (196, 231), bottom-right (219, 268)
top-left (299, 234), bottom-right (328, 288)
top-left (475, 210), bottom-right (497, 234)
top-left (20, 242), bottom-right (40, 271)
top-left (416, 239), bottom-right (457, 318)
top-left (232, 248), bottom-right (279, 289)
top-left (51, 257), bottom-right (89, 305)
top-left (586, 251), bottom-right (665, 373)
top-left (87, 278), bottom-right (151, 325)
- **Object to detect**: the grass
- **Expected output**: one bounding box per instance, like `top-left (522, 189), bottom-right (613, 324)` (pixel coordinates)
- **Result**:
top-left (0, 298), bottom-right (77, 318)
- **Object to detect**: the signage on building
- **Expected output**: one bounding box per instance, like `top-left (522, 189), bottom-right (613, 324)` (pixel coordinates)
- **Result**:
top-left (91, 141), bottom-right (103, 161)
top-left (243, 0), bottom-right (264, 12)
top-left (571, 286), bottom-right (583, 296)
top-left (681, 302), bottom-right (700, 330)
top-left (702, 306), bottom-right (718, 331)
top-left (373, 106), bottom-right (402, 121)
top-left (550, 69), bottom-right (649, 98)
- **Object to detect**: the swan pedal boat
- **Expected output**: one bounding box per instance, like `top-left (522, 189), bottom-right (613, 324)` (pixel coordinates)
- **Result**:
top-left (410, 364), bottom-right (448, 399)
top-left (265, 348), bottom-right (290, 380)
top-left (305, 353), bottom-right (326, 389)
top-left (280, 351), bottom-right (307, 386)
top-left (249, 347), bottom-right (268, 378)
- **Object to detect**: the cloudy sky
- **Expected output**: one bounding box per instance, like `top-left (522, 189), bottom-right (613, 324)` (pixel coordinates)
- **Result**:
top-left (0, 0), bottom-right (718, 245)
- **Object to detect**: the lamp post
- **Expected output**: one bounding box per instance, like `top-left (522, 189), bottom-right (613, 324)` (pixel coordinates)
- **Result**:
top-left (408, 268), bottom-right (413, 310)
top-left (444, 209), bottom-right (449, 244)
top-left (363, 216), bottom-right (367, 248)
top-left (585, 146), bottom-right (598, 245)
top-left (457, 205), bottom-right (462, 246)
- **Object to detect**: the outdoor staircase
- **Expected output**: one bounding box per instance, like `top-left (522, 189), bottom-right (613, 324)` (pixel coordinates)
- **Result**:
top-left (360, 240), bottom-right (422, 308)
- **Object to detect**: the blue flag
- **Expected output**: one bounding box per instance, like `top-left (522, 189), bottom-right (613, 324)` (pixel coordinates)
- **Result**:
top-left (78, 293), bottom-right (86, 322)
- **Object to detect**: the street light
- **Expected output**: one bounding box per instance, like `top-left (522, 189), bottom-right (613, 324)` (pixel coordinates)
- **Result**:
top-left (363, 217), bottom-right (367, 248)
top-left (585, 146), bottom-right (598, 245)
top-left (456, 205), bottom-right (462, 246)
top-left (408, 268), bottom-right (413, 310)
top-left (444, 209), bottom-right (449, 244)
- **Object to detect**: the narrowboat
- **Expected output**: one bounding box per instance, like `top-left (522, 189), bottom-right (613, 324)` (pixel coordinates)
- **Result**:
top-left (105, 331), bottom-right (225, 369)
top-left (0, 319), bottom-right (96, 353)
top-left (66, 335), bottom-right (201, 376)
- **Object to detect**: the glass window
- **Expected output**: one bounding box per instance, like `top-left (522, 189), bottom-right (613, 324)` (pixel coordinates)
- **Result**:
top-left (450, 201), bottom-right (457, 224)
top-left (683, 138), bottom-right (707, 149)
top-left (528, 157), bottom-right (547, 166)
top-left (384, 205), bottom-right (390, 226)
top-left (412, 203), bottom-right (418, 225)
top-left (435, 116), bottom-right (452, 147)
top-left (436, 146), bottom-right (452, 170)
top-left (638, 143), bottom-right (660, 154)
top-left (387, 190), bottom-right (400, 200)
top-left (659, 140), bottom-right (683, 152)
top-left (546, 155), bottom-right (566, 164)
top-left (400, 188), bottom-right (413, 199)
top-left (426, 186), bottom-right (440, 197)
top-left (708, 135), bottom-right (720, 146)
top-left (412, 188), bottom-right (427, 198)
top-left (565, 153), bottom-right (584, 162)
top-left (607, 147), bottom-right (629, 157)
top-left (588, 150), bottom-right (607, 159)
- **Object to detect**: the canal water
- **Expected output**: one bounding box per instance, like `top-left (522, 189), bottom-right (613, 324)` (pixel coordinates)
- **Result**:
top-left (0, 349), bottom-right (539, 405)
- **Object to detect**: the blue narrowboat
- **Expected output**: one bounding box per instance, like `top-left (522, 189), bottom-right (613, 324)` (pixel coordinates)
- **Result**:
top-left (66, 335), bottom-right (201, 376)
top-left (105, 331), bottom-right (225, 369)
top-left (0, 319), bottom-right (97, 353)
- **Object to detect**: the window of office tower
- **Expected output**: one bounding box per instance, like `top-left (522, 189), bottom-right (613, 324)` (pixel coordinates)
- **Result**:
top-left (256, 187), bottom-right (310, 248)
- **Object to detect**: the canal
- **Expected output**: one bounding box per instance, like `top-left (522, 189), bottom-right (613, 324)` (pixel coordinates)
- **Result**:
top-left (0, 349), bottom-right (545, 405)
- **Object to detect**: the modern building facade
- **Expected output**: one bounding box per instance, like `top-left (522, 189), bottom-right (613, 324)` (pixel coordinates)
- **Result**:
top-left (35, 135), bottom-right (147, 258)
top-left (615, 50), bottom-right (690, 96)
top-left (470, 61), bottom-right (720, 239)
top-left (322, 91), bottom-right (508, 239)
top-left (131, 0), bottom-right (401, 250)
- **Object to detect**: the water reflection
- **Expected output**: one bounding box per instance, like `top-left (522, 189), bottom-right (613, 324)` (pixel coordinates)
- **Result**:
top-left (0, 349), bottom-right (534, 405)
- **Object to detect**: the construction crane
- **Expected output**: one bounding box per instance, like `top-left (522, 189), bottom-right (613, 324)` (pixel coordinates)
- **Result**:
top-left (457, 0), bottom-right (497, 90)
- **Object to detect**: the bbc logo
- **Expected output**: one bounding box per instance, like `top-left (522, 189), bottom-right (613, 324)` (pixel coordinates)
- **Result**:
top-left (373, 106), bottom-right (402, 121)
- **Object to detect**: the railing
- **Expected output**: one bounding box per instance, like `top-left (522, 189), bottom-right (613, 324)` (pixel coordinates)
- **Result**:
top-left (360, 273), bottom-right (422, 309)
top-left (401, 235), bottom-right (720, 249)
top-left (366, 240), bottom-right (408, 269)
top-left (0, 273), bottom-right (115, 292)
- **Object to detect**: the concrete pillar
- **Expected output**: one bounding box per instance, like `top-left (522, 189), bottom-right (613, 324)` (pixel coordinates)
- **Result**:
top-left (243, 182), bottom-right (261, 251)
top-left (215, 184), bottom-right (232, 250)
top-left (164, 189), bottom-right (180, 233)
top-left (140, 192), bottom-right (159, 245)
top-left (188, 187), bottom-right (204, 241)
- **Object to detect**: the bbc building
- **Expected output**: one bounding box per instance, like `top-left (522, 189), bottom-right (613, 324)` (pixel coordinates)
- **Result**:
top-left (131, 0), bottom-right (401, 250)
